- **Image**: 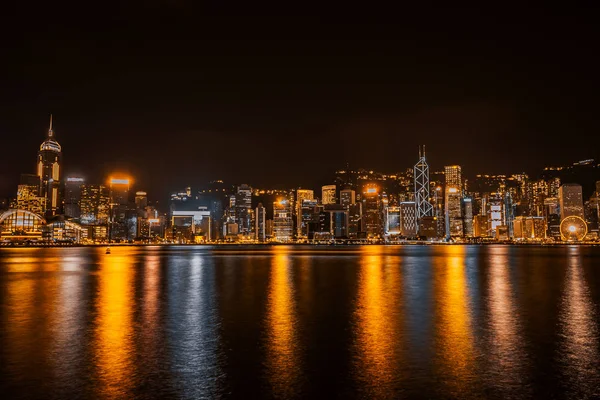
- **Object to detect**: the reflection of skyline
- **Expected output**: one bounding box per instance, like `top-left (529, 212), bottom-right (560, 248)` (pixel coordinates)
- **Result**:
top-left (434, 246), bottom-right (475, 396)
top-left (51, 251), bottom-right (87, 395)
top-left (353, 247), bottom-right (402, 397)
top-left (265, 247), bottom-right (300, 398)
top-left (559, 247), bottom-right (600, 397)
top-left (3, 257), bottom-right (37, 384)
top-left (2, 246), bottom-right (600, 399)
top-left (166, 253), bottom-right (222, 398)
top-left (94, 247), bottom-right (135, 398)
top-left (487, 246), bottom-right (526, 395)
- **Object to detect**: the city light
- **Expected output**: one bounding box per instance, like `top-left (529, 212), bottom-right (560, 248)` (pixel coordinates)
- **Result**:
top-left (4, 123), bottom-right (599, 246)
top-left (110, 178), bottom-right (130, 185)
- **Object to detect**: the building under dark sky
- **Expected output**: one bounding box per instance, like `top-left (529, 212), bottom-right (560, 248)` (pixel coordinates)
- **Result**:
top-left (2, 8), bottom-right (599, 199)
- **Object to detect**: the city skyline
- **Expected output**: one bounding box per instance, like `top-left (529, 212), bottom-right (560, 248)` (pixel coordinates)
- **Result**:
top-left (2, 114), bottom-right (599, 202)
top-left (1, 119), bottom-right (598, 245)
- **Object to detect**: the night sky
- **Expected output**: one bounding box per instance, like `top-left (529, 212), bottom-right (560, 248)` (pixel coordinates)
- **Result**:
top-left (2, 8), bottom-right (599, 200)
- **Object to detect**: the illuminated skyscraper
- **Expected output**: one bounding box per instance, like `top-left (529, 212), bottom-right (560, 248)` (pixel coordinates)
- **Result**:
top-left (12, 174), bottom-right (44, 215)
top-left (385, 206), bottom-right (401, 235)
top-left (362, 185), bottom-right (381, 238)
top-left (273, 199), bottom-right (293, 242)
top-left (235, 184), bottom-right (252, 234)
top-left (558, 183), bottom-right (584, 220)
top-left (399, 201), bottom-right (417, 238)
top-left (444, 165), bottom-right (462, 188)
top-left (486, 194), bottom-right (505, 237)
top-left (414, 145), bottom-right (433, 222)
top-left (445, 186), bottom-right (463, 239)
top-left (255, 203), bottom-right (266, 242)
top-left (462, 197), bottom-right (474, 237)
top-left (80, 184), bottom-right (110, 241)
top-left (322, 185), bottom-right (336, 205)
top-left (37, 115), bottom-right (62, 217)
top-left (109, 178), bottom-right (132, 241)
top-left (296, 189), bottom-right (314, 237)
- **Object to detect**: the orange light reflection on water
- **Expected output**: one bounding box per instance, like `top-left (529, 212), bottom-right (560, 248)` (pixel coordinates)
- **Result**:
top-left (559, 247), bottom-right (600, 395)
top-left (354, 246), bottom-right (402, 395)
top-left (265, 247), bottom-right (300, 398)
top-left (94, 248), bottom-right (135, 398)
top-left (434, 246), bottom-right (474, 395)
top-left (487, 246), bottom-right (525, 392)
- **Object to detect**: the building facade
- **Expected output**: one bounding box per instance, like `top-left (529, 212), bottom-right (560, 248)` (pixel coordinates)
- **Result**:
top-left (321, 185), bottom-right (337, 205)
top-left (37, 115), bottom-right (62, 217)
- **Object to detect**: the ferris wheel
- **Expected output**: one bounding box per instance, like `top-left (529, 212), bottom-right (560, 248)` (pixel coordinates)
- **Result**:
top-left (559, 216), bottom-right (588, 241)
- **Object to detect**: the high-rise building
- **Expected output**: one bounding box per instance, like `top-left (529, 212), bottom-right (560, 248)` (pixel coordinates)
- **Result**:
top-left (135, 191), bottom-right (148, 210)
top-left (109, 178), bottom-right (132, 241)
top-left (348, 203), bottom-right (363, 238)
top-left (385, 206), bottom-right (401, 235)
top-left (235, 184), bottom-right (252, 234)
top-left (362, 185), bottom-right (381, 238)
top-left (12, 174), bottom-right (44, 215)
top-left (462, 197), bottom-right (474, 237)
top-left (322, 185), bottom-right (336, 205)
top-left (558, 184), bottom-right (584, 220)
top-left (273, 199), bottom-right (293, 242)
top-left (543, 197), bottom-right (559, 217)
top-left (340, 189), bottom-right (356, 208)
top-left (300, 199), bottom-right (319, 239)
top-left (444, 165), bottom-right (462, 188)
top-left (80, 184), bottom-right (110, 240)
top-left (445, 186), bottom-right (463, 239)
top-left (486, 194), bottom-right (505, 237)
top-left (414, 145), bottom-right (433, 221)
top-left (255, 203), bottom-right (266, 242)
top-left (399, 201), bottom-right (417, 238)
top-left (296, 189), bottom-right (314, 237)
top-left (64, 177), bottom-right (84, 220)
top-left (37, 115), bottom-right (62, 217)
top-left (322, 204), bottom-right (348, 238)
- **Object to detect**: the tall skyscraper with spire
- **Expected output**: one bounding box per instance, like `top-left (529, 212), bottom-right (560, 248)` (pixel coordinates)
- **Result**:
top-left (414, 145), bottom-right (433, 221)
top-left (37, 115), bottom-right (62, 217)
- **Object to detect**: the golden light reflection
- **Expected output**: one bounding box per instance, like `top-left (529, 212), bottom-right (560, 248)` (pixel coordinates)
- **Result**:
top-left (559, 247), bottom-right (600, 394)
top-left (487, 247), bottom-right (524, 391)
top-left (94, 247), bottom-right (135, 398)
top-left (265, 246), bottom-right (300, 398)
top-left (434, 246), bottom-right (474, 394)
top-left (354, 246), bottom-right (402, 396)
top-left (4, 267), bottom-right (36, 374)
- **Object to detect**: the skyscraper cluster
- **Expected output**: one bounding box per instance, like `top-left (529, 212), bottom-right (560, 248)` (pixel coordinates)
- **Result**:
top-left (0, 116), bottom-right (165, 243)
top-left (1, 119), bottom-right (599, 244)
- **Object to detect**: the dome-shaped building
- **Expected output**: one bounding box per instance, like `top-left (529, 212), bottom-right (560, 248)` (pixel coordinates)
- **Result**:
top-left (37, 115), bottom-right (62, 217)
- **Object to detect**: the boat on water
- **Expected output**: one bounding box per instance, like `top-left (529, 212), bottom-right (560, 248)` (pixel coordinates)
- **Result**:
top-left (105, 247), bottom-right (111, 254)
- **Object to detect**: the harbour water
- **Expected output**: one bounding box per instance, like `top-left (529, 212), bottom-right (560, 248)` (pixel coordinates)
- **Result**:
top-left (1, 245), bottom-right (599, 399)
